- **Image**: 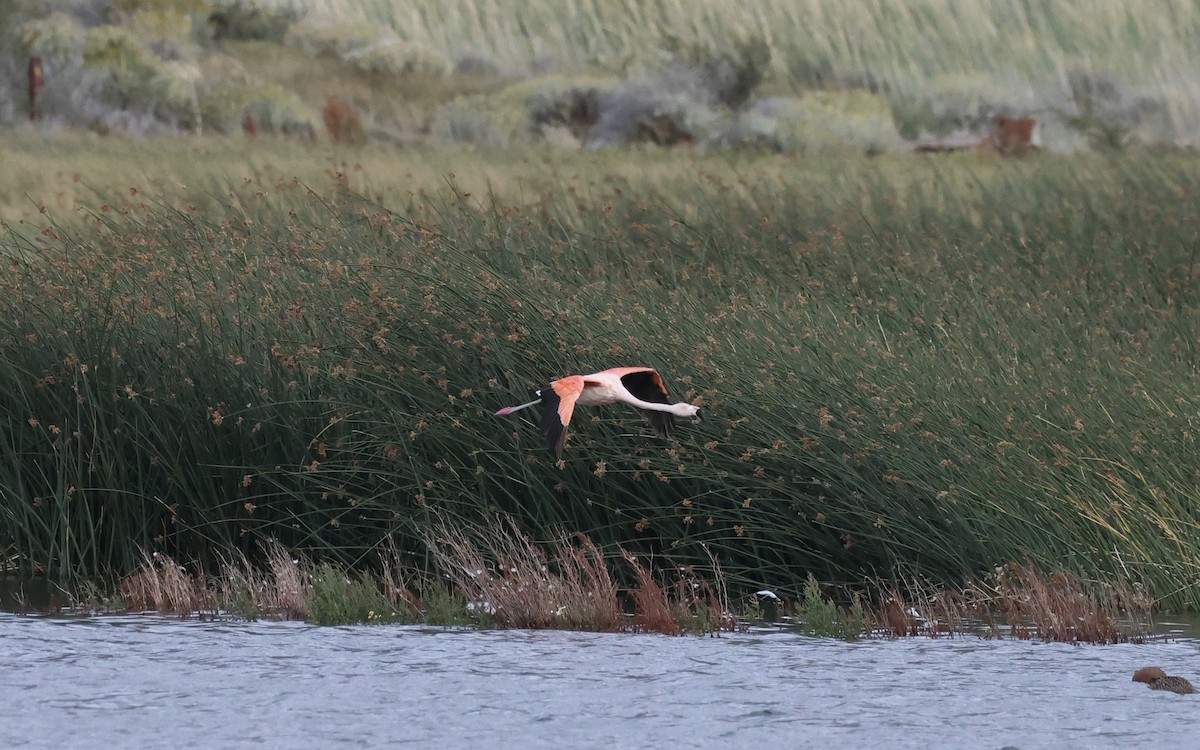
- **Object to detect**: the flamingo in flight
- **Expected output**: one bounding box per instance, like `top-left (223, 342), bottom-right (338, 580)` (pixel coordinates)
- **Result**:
top-left (494, 366), bottom-right (702, 457)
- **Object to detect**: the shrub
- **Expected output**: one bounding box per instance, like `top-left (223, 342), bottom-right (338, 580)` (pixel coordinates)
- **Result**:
top-left (889, 73), bottom-right (1034, 139)
top-left (431, 75), bottom-right (643, 148)
top-left (505, 75), bottom-right (618, 140)
top-left (529, 86), bottom-right (600, 139)
top-left (11, 12), bottom-right (90, 123)
top-left (590, 81), bottom-right (721, 148)
top-left (986, 116), bottom-right (1039, 156)
top-left (345, 39), bottom-right (450, 77)
top-left (199, 81), bottom-right (313, 136)
top-left (207, 0), bottom-right (298, 43)
top-left (429, 92), bottom-right (528, 147)
top-left (732, 91), bottom-right (899, 156)
top-left (310, 563), bottom-right (411, 626)
top-left (21, 22), bottom-right (204, 132)
top-left (83, 25), bottom-right (161, 102)
top-left (118, 7), bottom-right (197, 62)
top-left (796, 574), bottom-right (867, 640)
top-left (1062, 69), bottom-right (1163, 153)
top-left (16, 11), bottom-right (86, 70)
top-left (285, 17), bottom-right (380, 60)
top-left (191, 53), bottom-right (254, 131)
top-left (660, 33), bottom-right (771, 110)
top-left (454, 53), bottom-right (502, 77)
top-left (711, 108), bottom-right (785, 152)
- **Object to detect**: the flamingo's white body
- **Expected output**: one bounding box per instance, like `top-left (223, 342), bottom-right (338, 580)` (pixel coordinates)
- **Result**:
top-left (495, 366), bottom-right (702, 457)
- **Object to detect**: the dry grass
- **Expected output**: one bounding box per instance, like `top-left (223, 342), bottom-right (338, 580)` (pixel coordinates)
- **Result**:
top-left (987, 562), bottom-right (1152, 644)
top-left (114, 543), bottom-right (1152, 643)
top-left (425, 518), bottom-right (624, 630)
top-left (121, 541), bottom-right (316, 620)
top-left (868, 563), bottom-right (1153, 643)
top-left (873, 584), bottom-right (966, 639)
top-left (120, 551), bottom-right (214, 616)
top-left (427, 520), bottom-right (608, 630)
top-left (622, 550), bottom-right (679, 635)
top-left (425, 516), bottom-right (735, 634)
top-left (0, 130), bottom-right (785, 228)
top-left (120, 540), bottom-right (324, 619)
top-left (379, 541), bottom-right (425, 615)
top-left (217, 543), bottom-right (312, 620)
top-left (115, 525), bottom-right (735, 634)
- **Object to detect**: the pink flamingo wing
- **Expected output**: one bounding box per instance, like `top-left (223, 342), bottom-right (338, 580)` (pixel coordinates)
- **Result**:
top-left (541, 375), bottom-right (584, 456)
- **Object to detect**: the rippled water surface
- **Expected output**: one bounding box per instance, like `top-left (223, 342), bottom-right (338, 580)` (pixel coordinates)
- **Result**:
top-left (5, 613), bottom-right (1200, 749)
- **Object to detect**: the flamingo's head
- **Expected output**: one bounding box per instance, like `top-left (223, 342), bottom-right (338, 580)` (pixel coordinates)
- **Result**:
top-left (674, 403), bottom-right (702, 420)
top-left (1133, 667), bottom-right (1168, 684)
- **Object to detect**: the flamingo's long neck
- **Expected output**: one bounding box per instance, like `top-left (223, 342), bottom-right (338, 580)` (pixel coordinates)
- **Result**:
top-left (625, 397), bottom-right (690, 414)
top-left (495, 398), bottom-right (540, 416)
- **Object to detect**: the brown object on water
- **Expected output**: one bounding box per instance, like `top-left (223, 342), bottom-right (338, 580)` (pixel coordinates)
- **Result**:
top-left (1133, 667), bottom-right (1197, 695)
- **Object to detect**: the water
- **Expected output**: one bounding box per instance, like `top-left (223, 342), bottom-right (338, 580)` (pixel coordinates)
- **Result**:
top-left (4, 614), bottom-right (1200, 749)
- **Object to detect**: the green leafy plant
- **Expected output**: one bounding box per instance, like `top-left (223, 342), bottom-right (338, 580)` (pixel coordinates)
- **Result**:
top-left (796, 574), bottom-right (867, 640)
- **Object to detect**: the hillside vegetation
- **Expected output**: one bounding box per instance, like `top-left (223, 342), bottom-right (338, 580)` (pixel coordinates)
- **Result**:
top-left (2, 0), bottom-right (1196, 151)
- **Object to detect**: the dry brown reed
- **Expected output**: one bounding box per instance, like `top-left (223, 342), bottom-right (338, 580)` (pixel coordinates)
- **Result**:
top-left (121, 542), bottom-right (312, 620)
top-left (114, 543), bottom-right (1150, 642)
top-left (425, 518), bottom-right (625, 631)
top-left (379, 541), bottom-right (425, 615)
top-left (120, 551), bottom-right (214, 616)
top-left (869, 577), bottom-right (968, 638)
top-left (425, 517), bottom-right (735, 634)
top-left (117, 526), bottom-right (738, 632)
top-left (216, 543), bottom-right (312, 620)
top-left (242, 110), bottom-right (258, 137)
top-left (622, 550), bottom-right (679, 635)
top-left (663, 557), bottom-right (736, 634)
top-left (868, 563), bottom-right (1152, 643)
top-left (987, 562), bottom-right (1150, 643)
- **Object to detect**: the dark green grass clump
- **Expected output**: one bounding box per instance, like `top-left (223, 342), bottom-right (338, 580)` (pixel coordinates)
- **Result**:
top-left (4, 152), bottom-right (1200, 609)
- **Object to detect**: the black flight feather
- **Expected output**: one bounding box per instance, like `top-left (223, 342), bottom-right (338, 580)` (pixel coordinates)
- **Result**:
top-left (620, 370), bottom-right (674, 438)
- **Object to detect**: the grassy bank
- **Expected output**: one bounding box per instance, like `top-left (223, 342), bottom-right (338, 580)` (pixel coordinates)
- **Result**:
top-left (3, 139), bottom-right (1200, 613)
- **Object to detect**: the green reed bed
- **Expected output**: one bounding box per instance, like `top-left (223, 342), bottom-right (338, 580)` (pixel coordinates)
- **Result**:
top-left (4, 150), bottom-right (1200, 610)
